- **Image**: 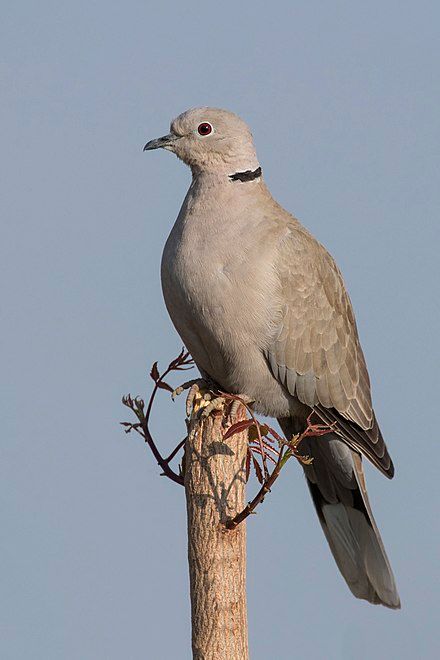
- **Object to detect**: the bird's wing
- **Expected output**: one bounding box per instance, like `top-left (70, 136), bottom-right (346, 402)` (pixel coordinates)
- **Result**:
top-left (267, 224), bottom-right (393, 477)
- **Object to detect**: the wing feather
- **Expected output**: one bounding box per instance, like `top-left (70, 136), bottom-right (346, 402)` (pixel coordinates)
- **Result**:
top-left (268, 224), bottom-right (394, 477)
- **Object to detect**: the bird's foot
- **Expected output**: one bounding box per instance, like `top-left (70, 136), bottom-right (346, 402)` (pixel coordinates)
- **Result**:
top-left (172, 379), bottom-right (254, 420)
top-left (171, 378), bottom-right (210, 417)
top-left (200, 391), bottom-right (254, 419)
top-left (222, 393), bottom-right (255, 419)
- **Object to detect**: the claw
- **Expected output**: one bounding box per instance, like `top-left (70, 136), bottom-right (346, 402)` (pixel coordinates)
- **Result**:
top-left (170, 378), bottom-right (207, 416)
top-left (171, 385), bottom-right (184, 400)
top-left (171, 378), bottom-right (201, 401)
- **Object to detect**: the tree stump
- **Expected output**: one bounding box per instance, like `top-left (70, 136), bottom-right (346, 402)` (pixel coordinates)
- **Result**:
top-left (184, 404), bottom-right (249, 660)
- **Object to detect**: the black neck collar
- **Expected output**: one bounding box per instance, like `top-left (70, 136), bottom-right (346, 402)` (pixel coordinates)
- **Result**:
top-left (229, 166), bottom-right (262, 183)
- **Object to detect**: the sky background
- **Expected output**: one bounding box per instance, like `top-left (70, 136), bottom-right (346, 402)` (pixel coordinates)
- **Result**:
top-left (2, 1), bottom-right (439, 658)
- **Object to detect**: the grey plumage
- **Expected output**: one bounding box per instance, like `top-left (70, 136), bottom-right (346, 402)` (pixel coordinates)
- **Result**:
top-left (144, 106), bottom-right (400, 609)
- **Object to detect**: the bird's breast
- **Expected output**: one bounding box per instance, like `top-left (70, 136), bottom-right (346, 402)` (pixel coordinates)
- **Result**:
top-left (160, 208), bottom-right (281, 386)
top-left (162, 222), bottom-right (245, 331)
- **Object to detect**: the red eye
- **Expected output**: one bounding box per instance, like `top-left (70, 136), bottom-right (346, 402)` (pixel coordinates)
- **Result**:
top-left (197, 122), bottom-right (213, 136)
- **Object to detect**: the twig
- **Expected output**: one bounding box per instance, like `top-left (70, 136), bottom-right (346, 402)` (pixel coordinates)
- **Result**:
top-left (222, 393), bottom-right (272, 479)
top-left (122, 348), bottom-right (194, 486)
top-left (224, 405), bottom-right (334, 530)
top-left (164, 437), bottom-right (187, 464)
top-left (225, 447), bottom-right (287, 529)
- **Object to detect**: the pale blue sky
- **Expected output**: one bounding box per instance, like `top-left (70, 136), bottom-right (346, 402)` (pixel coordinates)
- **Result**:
top-left (2, 1), bottom-right (439, 658)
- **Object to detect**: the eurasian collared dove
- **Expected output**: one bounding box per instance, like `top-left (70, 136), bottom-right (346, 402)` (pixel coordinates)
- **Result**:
top-left (144, 107), bottom-right (400, 609)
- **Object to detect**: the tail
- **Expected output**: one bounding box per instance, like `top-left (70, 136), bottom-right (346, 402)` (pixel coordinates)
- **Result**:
top-left (278, 419), bottom-right (400, 609)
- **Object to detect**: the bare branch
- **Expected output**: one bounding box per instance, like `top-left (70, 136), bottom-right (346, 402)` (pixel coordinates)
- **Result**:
top-left (122, 348), bottom-right (194, 487)
top-left (224, 404), bottom-right (335, 530)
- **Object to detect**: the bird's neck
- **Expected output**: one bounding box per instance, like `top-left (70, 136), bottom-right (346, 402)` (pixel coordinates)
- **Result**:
top-left (176, 169), bottom-right (273, 243)
top-left (187, 169), bottom-right (266, 206)
top-left (190, 163), bottom-right (262, 187)
top-left (190, 150), bottom-right (261, 180)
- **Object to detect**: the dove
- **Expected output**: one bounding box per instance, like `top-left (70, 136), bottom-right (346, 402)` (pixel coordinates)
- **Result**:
top-left (144, 107), bottom-right (400, 608)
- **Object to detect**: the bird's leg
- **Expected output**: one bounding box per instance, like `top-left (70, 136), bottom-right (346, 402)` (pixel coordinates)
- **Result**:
top-left (173, 377), bottom-right (255, 421)
top-left (171, 378), bottom-right (203, 401)
top-left (171, 378), bottom-right (211, 417)
top-left (229, 397), bottom-right (252, 418)
top-left (202, 392), bottom-right (255, 419)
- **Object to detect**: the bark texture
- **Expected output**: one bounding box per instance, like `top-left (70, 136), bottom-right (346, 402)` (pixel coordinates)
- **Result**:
top-left (184, 404), bottom-right (249, 660)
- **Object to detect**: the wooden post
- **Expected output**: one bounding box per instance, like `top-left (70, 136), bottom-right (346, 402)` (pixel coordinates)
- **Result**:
top-left (184, 404), bottom-right (249, 660)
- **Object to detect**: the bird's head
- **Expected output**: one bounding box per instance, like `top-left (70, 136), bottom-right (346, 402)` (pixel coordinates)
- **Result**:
top-left (143, 107), bottom-right (260, 176)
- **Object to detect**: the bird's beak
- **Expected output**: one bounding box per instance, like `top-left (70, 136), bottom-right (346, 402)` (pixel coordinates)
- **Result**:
top-left (143, 133), bottom-right (178, 152)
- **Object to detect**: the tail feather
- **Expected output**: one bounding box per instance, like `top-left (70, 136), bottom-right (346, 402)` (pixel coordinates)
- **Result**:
top-left (278, 418), bottom-right (400, 609)
top-left (317, 493), bottom-right (400, 607)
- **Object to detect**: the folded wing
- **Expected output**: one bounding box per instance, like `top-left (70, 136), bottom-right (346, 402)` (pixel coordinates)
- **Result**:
top-left (267, 224), bottom-right (394, 477)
